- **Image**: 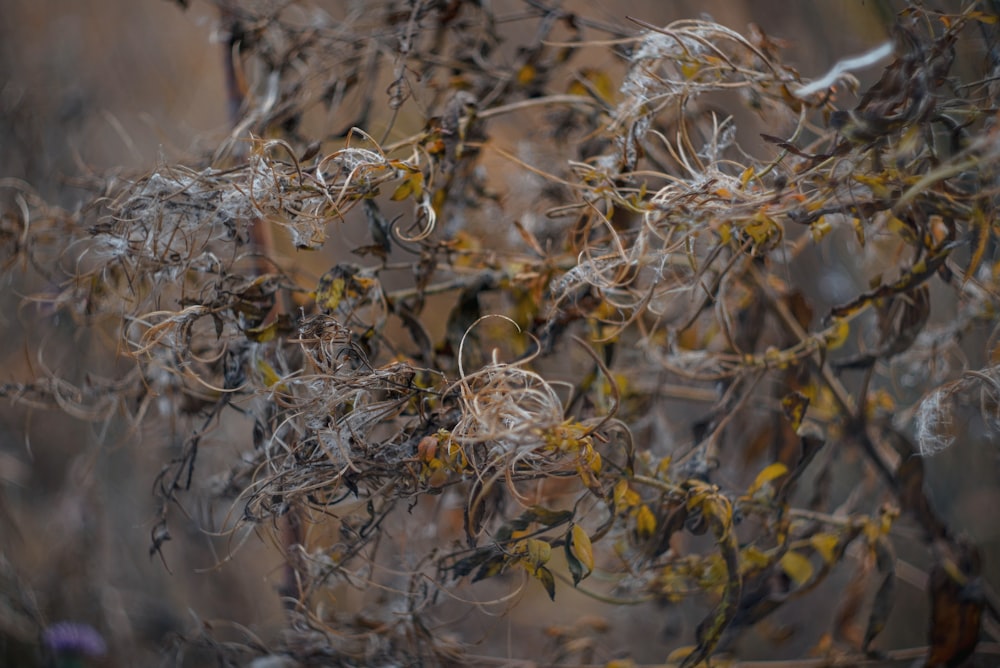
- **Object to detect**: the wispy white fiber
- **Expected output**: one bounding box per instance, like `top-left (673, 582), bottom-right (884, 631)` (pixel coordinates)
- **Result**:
top-left (794, 42), bottom-right (894, 98)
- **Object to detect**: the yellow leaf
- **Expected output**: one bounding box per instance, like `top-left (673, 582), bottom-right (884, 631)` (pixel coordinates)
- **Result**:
top-left (681, 62), bottom-right (700, 78)
top-left (740, 166), bottom-right (755, 188)
top-left (718, 221), bottom-right (732, 244)
top-left (246, 319), bottom-right (279, 343)
top-left (431, 187), bottom-right (448, 215)
top-left (565, 524), bottom-right (595, 585)
top-left (852, 172), bottom-right (891, 199)
top-left (524, 538), bottom-right (551, 570)
top-left (780, 550), bottom-right (814, 586)
top-left (744, 210), bottom-right (782, 246)
top-left (747, 462), bottom-right (789, 496)
top-left (656, 456), bottom-right (673, 479)
top-left (810, 216), bottom-right (831, 242)
top-left (635, 504), bottom-right (657, 538)
top-left (517, 63), bottom-right (537, 86)
top-left (256, 359), bottom-right (282, 388)
top-left (879, 506), bottom-right (899, 535)
top-left (613, 479), bottom-right (639, 509)
top-left (824, 318), bottom-right (850, 350)
top-left (571, 527), bottom-right (594, 572)
top-left (391, 170), bottom-right (423, 201)
top-left (568, 68), bottom-right (616, 104)
top-left (316, 276), bottom-right (346, 312)
top-left (886, 215), bottom-right (916, 243)
top-left (809, 533), bottom-right (840, 565)
top-left (666, 645), bottom-right (697, 663)
top-left (587, 448), bottom-right (602, 474)
top-left (740, 545), bottom-right (773, 573)
top-left (604, 660), bottom-right (637, 668)
top-left (781, 392), bottom-right (810, 431)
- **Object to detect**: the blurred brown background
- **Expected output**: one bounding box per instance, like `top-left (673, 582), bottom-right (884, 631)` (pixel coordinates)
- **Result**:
top-left (2, 2), bottom-right (996, 666)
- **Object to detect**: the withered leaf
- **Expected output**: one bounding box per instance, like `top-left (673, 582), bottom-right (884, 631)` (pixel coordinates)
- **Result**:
top-left (781, 391), bottom-right (810, 432)
top-left (862, 537), bottom-right (896, 653)
top-left (534, 565), bottom-right (556, 601)
top-left (927, 544), bottom-right (984, 668)
top-left (565, 524), bottom-right (594, 585)
top-left (681, 489), bottom-right (741, 668)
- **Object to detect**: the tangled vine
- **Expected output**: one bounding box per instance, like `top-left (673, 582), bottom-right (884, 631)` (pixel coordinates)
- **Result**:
top-left (2, 1), bottom-right (1000, 666)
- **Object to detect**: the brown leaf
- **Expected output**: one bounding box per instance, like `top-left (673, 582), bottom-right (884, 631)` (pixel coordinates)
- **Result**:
top-left (927, 543), bottom-right (984, 668)
top-left (862, 537), bottom-right (896, 653)
top-left (834, 553), bottom-right (871, 648)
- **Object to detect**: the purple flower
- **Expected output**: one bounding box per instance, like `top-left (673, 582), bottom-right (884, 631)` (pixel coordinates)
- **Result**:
top-left (42, 622), bottom-right (107, 657)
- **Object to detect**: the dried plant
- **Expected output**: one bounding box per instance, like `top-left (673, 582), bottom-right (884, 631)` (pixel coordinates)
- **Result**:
top-left (3, 1), bottom-right (1000, 666)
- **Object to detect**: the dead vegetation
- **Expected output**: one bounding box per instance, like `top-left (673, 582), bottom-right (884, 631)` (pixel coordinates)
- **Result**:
top-left (3, 1), bottom-right (1000, 666)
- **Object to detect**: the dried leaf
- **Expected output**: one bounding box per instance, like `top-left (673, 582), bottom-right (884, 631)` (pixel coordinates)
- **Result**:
top-left (390, 169), bottom-right (424, 201)
top-left (256, 359), bottom-right (282, 388)
top-left (964, 206), bottom-right (990, 285)
top-left (565, 524), bottom-right (594, 585)
top-left (781, 392), bottom-right (810, 432)
top-left (824, 318), bottom-right (851, 350)
top-left (523, 538), bottom-right (552, 570)
top-left (635, 504), bottom-right (657, 539)
top-left (681, 489), bottom-right (741, 668)
top-left (809, 533), bottom-right (840, 565)
top-left (779, 550), bottom-right (814, 587)
top-left (534, 565), bottom-right (556, 601)
top-left (528, 505), bottom-right (574, 528)
top-left (362, 199), bottom-right (393, 256)
top-left (748, 462), bottom-right (789, 496)
top-left (862, 537), bottom-right (896, 652)
top-left (464, 477), bottom-right (493, 547)
top-left (927, 544), bottom-right (984, 667)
